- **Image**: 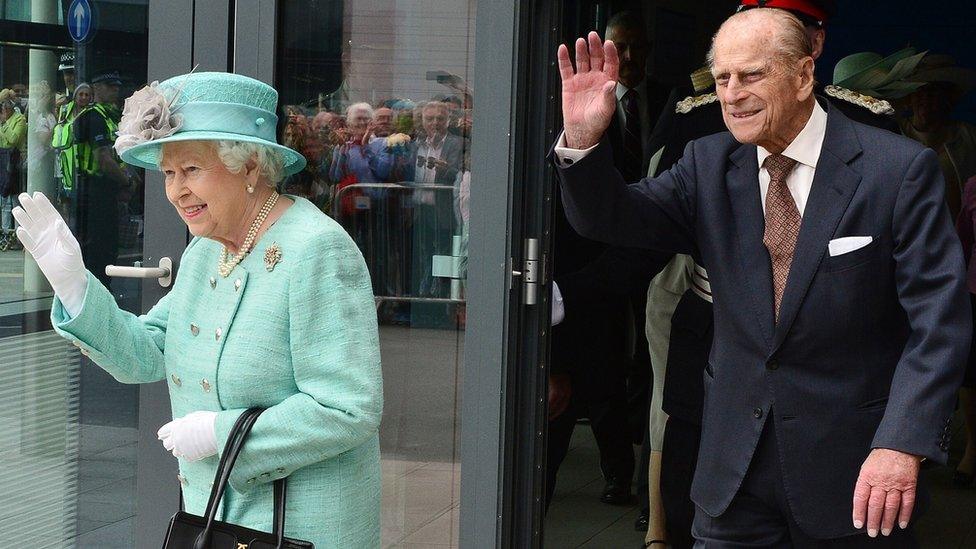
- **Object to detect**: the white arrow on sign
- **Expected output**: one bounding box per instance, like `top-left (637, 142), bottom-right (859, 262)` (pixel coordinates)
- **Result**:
top-left (74, 2), bottom-right (85, 32)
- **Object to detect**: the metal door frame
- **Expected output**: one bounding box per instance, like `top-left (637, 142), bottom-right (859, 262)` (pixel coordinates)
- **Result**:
top-left (135, 1), bottom-right (236, 546)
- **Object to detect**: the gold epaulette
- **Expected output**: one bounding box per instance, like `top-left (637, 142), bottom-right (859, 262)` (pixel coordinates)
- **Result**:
top-left (824, 85), bottom-right (895, 116)
top-left (675, 92), bottom-right (718, 114)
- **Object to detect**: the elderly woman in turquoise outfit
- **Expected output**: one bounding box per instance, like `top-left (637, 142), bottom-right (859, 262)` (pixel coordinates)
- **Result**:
top-left (12, 72), bottom-right (383, 548)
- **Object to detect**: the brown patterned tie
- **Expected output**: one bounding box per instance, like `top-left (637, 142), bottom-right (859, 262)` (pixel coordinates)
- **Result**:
top-left (762, 153), bottom-right (799, 321)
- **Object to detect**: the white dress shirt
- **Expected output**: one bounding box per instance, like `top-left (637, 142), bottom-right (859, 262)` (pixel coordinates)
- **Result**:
top-left (554, 100), bottom-right (827, 218)
top-left (615, 80), bottom-right (651, 161)
top-left (417, 134), bottom-right (446, 184)
top-left (756, 100), bottom-right (826, 217)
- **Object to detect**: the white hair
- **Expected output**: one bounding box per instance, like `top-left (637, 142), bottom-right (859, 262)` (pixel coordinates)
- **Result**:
top-left (215, 140), bottom-right (286, 185)
top-left (346, 102), bottom-right (374, 120)
top-left (707, 8), bottom-right (812, 74)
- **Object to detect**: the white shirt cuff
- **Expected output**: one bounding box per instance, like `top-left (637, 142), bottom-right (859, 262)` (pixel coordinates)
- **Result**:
top-left (551, 281), bottom-right (565, 326)
top-left (553, 131), bottom-right (598, 167)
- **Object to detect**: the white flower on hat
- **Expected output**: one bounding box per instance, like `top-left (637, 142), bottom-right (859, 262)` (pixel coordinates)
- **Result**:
top-left (113, 81), bottom-right (184, 156)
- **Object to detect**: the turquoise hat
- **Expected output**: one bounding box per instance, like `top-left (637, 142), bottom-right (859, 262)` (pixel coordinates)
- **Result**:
top-left (115, 71), bottom-right (306, 176)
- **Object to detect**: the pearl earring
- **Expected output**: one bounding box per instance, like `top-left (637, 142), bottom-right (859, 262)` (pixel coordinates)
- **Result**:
top-left (246, 183), bottom-right (255, 194)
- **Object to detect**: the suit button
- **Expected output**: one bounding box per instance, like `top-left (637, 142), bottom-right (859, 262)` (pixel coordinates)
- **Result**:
top-left (200, 379), bottom-right (211, 392)
top-left (210, 277), bottom-right (217, 289)
top-left (753, 408), bottom-right (764, 419)
top-left (171, 374), bottom-right (182, 387)
top-left (275, 467), bottom-right (286, 475)
top-left (766, 360), bottom-right (779, 370)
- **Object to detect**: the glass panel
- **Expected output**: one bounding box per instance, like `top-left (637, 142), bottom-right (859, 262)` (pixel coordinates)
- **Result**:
top-left (0, 2), bottom-right (149, 547)
top-left (276, 2), bottom-right (475, 546)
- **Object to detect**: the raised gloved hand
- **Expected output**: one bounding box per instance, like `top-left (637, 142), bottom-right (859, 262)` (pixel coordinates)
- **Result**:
top-left (157, 411), bottom-right (218, 462)
top-left (12, 192), bottom-right (87, 317)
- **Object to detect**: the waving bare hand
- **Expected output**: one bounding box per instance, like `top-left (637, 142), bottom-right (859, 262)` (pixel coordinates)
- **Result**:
top-left (558, 31), bottom-right (619, 150)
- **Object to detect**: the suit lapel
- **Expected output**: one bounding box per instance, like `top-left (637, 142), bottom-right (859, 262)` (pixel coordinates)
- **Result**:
top-left (727, 143), bottom-right (775, 346)
top-left (770, 105), bottom-right (863, 352)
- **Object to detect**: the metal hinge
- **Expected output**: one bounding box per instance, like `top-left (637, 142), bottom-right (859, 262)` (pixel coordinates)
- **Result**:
top-left (515, 238), bottom-right (541, 305)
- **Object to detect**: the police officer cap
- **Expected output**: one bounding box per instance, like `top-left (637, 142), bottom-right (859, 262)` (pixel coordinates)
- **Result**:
top-left (738, 0), bottom-right (837, 27)
top-left (92, 71), bottom-right (123, 86)
top-left (59, 52), bottom-right (75, 71)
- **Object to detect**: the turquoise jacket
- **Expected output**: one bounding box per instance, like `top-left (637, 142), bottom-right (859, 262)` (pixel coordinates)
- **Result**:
top-left (52, 197), bottom-right (383, 548)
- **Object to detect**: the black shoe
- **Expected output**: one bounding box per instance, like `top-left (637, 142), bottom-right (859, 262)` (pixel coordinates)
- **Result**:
top-left (600, 476), bottom-right (633, 505)
top-left (634, 508), bottom-right (649, 531)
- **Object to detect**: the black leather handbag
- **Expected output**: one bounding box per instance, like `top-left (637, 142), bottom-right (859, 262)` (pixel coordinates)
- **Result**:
top-left (162, 408), bottom-right (314, 549)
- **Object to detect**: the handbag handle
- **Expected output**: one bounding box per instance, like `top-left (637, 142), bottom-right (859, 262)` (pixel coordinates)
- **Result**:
top-left (193, 408), bottom-right (289, 549)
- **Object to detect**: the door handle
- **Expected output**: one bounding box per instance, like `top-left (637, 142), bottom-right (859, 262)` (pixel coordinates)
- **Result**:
top-left (105, 257), bottom-right (173, 288)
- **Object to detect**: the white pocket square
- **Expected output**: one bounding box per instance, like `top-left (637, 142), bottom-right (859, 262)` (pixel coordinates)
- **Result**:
top-left (828, 236), bottom-right (873, 257)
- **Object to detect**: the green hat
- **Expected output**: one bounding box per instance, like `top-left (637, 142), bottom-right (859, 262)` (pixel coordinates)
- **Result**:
top-left (832, 47), bottom-right (928, 99)
top-left (115, 71), bottom-right (306, 176)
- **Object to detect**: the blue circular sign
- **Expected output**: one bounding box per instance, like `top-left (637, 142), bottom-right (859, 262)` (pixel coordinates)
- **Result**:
top-left (67, 0), bottom-right (94, 43)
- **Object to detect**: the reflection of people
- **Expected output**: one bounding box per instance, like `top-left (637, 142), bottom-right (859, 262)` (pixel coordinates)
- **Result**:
top-left (15, 72), bottom-right (383, 548)
top-left (72, 72), bottom-right (126, 286)
top-left (329, 102), bottom-right (393, 187)
top-left (555, 8), bottom-right (969, 545)
top-left (900, 55), bottom-right (976, 218)
top-left (401, 101), bottom-right (464, 185)
top-left (372, 106), bottom-right (394, 137)
top-left (0, 88), bottom-right (27, 251)
top-left (52, 83), bottom-right (92, 206)
top-left (56, 52), bottom-right (76, 108)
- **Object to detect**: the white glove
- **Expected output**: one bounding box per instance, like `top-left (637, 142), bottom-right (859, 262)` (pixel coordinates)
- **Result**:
top-left (12, 192), bottom-right (88, 317)
top-left (551, 281), bottom-right (565, 326)
top-left (157, 411), bottom-right (219, 462)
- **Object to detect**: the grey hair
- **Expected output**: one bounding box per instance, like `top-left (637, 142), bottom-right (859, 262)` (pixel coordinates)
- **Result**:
top-left (606, 10), bottom-right (645, 38)
top-left (706, 8), bottom-right (812, 74)
top-left (214, 141), bottom-right (286, 185)
top-left (346, 102), bottom-right (374, 120)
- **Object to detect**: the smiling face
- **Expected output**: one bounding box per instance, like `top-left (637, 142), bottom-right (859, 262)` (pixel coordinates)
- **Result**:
top-left (422, 103), bottom-right (449, 138)
top-left (75, 88), bottom-right (92, 107)
top-left (710, 11), bottom-right (815, 153)
top-left (160, 141), bottom-right (261, 246)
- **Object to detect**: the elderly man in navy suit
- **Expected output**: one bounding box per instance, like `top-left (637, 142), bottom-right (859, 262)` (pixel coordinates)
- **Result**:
top-left (553, 7), bottom-right (970, 547)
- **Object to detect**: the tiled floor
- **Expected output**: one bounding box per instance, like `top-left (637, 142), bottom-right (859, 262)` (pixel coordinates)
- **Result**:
top-left (382, 459), bottom-right (461, 548)
top-left (545, 416), bottom-right (976, 548)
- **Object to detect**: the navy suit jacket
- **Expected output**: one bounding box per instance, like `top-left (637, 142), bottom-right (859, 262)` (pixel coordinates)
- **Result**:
top-left (555, 102), bottom-right (971, 538)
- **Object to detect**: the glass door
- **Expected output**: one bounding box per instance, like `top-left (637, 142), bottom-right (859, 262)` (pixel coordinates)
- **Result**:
top-left (0, 1), bottom-right (151, 547)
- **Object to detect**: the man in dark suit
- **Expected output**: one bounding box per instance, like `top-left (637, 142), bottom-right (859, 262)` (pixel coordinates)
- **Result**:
top-left (546, 10), bottom-right (671, 508)
top-left (553, 7), bottom-right (970, 545)
top-left (642, 2), bottom-right (906, 545)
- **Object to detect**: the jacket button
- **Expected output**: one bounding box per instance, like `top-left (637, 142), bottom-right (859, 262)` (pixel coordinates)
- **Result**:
top-left (171, 374), bottom-right (182, 387)
top-left (753, 408), bottom-right (764, 419)
top-left (177, 474), bottom-right (187, 486)
top-left (235, 279), bottom-right (242, 291)
top-left (275, 467), bottom-right (286, 475)
top-left (210, 277), bottom-right (217, 289)
top-left (200, 379), bottom-right (211, 392)
top-left (190, 323), bottom-right (199, 336)
top-left (215, 327), bottom-right (222, 342)
top-left (766, 360), bottom-right (779, 370)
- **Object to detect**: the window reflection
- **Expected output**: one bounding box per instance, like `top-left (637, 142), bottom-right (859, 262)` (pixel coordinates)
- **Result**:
top-left (276, 2), bottom-right (475, 546)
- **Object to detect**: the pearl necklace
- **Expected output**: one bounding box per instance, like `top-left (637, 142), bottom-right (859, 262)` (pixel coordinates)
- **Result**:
top-left (218, 191), bottom-right (280, 277)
